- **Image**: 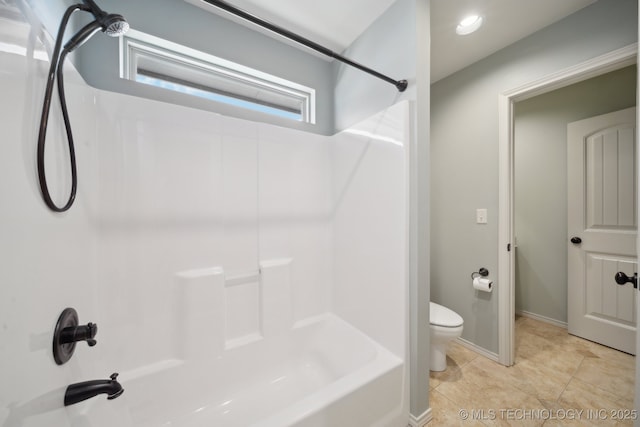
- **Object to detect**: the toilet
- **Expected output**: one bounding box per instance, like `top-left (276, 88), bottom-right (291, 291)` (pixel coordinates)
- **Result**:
top-left (429, 302), bottom-right (464, 371)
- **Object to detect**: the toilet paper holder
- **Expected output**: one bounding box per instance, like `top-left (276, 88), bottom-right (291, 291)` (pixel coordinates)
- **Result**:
top-left (471, 268), bottom-right (489, 279)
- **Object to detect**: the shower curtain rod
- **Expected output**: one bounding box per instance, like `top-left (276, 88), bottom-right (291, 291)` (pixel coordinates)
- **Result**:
top-left (200, 0), bottom-right (408, 92)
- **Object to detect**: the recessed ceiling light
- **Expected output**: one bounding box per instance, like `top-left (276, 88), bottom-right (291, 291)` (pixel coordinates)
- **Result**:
top-left (456, 15), bottom-right (483, 35)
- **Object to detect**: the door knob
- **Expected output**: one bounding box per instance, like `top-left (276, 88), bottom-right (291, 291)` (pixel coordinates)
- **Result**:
top-left (614, 272), bottom-right (638, 289)
top-left (570, 237), bottom-right (582, 244)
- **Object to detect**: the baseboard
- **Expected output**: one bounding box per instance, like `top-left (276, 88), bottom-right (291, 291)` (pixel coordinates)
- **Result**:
top-left (516, 310), bottom-right (567, 329)
top-left (456, 337), bottom-right (499, 363)
top-left (408, 408), bottom-right (432, 426)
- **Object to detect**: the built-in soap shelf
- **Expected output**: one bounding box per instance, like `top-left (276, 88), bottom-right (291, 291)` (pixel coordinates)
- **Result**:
top-left (175, 258), bottom-right (293, 359)
top-left (225, 271), bottom-right (260, 287)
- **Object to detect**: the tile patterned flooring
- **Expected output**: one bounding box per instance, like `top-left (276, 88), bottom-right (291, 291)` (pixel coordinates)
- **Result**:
top-left (429, 315), bottom-right (636, 426)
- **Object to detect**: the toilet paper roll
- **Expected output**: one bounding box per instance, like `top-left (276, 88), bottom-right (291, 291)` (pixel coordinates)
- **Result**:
top-left (473, 277), bottom-right (493, 293)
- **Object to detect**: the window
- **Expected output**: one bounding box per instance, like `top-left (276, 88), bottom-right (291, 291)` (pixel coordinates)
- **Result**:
top-left (120, 30), bottom-right (315, 123)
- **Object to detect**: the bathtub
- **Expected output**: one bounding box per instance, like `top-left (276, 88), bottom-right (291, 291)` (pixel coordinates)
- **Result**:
top-left (71, 313), bottom-right (405, 427)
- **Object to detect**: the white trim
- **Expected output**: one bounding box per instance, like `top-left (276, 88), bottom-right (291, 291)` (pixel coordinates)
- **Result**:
top-left (498, 43), bottom-right (638, 367)
top-left (516, 310), bottom-right (568, 329)
top-left (119, 29), bottom-right (316, 124)
top-left (502, 44), bottom-right (637, 102)
top-left (498, 89), bottom-right (515, 366)
top-left (408, 408), bottom-right (432, 427)
top-left (456, 337), bottom-right (499, 363)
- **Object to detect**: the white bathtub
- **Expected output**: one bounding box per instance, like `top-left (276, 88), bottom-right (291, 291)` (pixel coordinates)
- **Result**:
top-left (85, 314), bottom-right (405, 427)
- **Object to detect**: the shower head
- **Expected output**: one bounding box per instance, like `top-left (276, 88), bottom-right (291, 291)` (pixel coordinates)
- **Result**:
top-left (82, 0), bottom-right (129, 36)
top-left (62, 1), bottom-right (129, 52)
top-left (101, 14), bottom-right (129, 37)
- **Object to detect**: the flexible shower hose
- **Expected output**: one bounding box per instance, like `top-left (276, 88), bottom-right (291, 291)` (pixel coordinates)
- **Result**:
top-left (37, 4), bottom-right (88, 212)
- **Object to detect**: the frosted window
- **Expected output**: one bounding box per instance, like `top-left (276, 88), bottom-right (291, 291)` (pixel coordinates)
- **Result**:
top-left (120, 29), bottom-right (315, 123)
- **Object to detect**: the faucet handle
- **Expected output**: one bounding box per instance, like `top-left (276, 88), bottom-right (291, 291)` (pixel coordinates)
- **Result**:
top-left (60, 322), bottom-right (98, 346)
top-left (110, 373), bottom-right (119, 381)
top-left (85, 322), bottom-right (98, 346)
top-left (53, 308), bottom-right (100, 365)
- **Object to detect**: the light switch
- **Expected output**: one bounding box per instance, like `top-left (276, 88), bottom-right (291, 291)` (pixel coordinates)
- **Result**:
top-left (476, 209), bottom-right (487, 224)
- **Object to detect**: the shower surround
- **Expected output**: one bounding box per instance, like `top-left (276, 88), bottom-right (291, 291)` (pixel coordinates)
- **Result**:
top-left (0, 3), bottom-right (410, 426)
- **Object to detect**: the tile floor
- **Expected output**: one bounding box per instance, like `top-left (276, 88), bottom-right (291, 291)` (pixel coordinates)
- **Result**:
top-left (429, 315), bottom-right (636, 426)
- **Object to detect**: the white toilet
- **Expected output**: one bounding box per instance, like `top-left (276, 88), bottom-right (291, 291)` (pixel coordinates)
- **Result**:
top-left (429, 302), bottom-right (464, 371)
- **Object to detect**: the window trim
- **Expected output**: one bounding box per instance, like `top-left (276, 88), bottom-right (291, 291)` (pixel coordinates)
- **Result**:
top-left (119, 29), bottom-right (316, 123)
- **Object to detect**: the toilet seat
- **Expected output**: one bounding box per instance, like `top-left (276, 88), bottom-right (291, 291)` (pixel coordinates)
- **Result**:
top-left (430, 302), bottom-right (463, 328)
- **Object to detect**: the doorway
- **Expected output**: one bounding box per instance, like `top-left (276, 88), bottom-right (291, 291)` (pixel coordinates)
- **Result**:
top-left (497, 44), bottom-right (637, 367)
top-left (513, 72), bottom-right (636, 355)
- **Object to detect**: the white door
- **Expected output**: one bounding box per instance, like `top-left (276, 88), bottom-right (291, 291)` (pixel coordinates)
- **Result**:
top-left (567, 107), bottom-right (637, 355)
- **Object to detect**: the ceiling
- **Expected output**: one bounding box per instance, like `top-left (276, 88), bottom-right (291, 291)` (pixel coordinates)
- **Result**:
top-left (189, 0), bottom-right (598, 82)
top-left (430, 0), bottom-right (597, 82)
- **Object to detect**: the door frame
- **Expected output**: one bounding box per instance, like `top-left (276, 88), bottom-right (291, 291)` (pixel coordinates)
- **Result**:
top-left (497, 43), bottom-right (637, 366)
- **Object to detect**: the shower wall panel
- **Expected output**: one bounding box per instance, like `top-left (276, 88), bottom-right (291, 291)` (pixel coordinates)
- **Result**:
top-left (332, 102), bottom-right (410, 359)
top-left (92, 90), bottom-right (333, 370)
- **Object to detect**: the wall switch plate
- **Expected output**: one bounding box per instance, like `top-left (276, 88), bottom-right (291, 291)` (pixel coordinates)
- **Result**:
top-left (476, 208), bottom-right (488, 224)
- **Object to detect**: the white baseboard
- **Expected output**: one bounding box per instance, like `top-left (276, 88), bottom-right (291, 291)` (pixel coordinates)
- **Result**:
top-left (455, 337), bottom-right (499, 363)
top-left (516, 310), bottom-right (567, 329)
top-left (408, 408), bottom-right (432, 426)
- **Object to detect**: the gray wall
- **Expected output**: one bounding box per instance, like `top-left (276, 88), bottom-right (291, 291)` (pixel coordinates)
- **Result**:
top-left (413, 0), bottom-right (430, 419)
top-left (514, 65), bottom-right (637, 324)
top-left (431, 0), bottom-right (638, 354)
top-left (332, 0), bottom-right (417, 132)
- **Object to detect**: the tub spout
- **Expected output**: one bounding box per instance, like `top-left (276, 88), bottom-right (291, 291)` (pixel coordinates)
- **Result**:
top-left (64, 373), bottom-right (124, 406)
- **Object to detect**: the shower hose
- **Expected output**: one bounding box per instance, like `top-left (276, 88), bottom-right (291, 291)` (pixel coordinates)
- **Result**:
top-left (37, 4), bottom-right (89, 212)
